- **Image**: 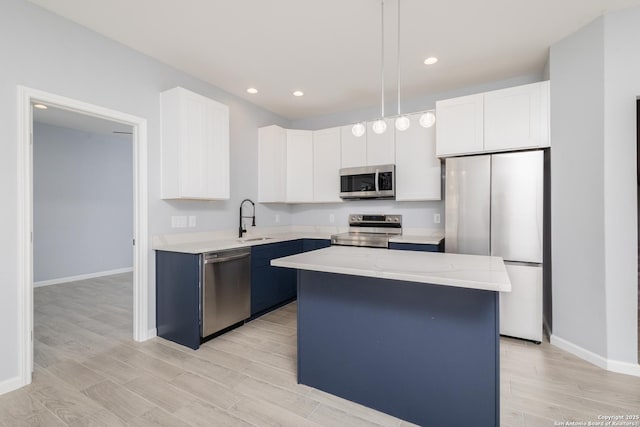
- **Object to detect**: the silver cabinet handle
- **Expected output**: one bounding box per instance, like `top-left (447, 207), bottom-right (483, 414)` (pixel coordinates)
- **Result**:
top-left (375, 169), bottom-right (379, 192)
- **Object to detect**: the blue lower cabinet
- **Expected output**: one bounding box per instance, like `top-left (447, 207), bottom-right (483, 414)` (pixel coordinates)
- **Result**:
top-left (302, 238), bottom-right (331, 252)
top-left (251, 240), bottom-right (303, 316)
top-left (156, 251), bottom-right (201, 350)
top-left (388, 240), bottom-right (444, 252)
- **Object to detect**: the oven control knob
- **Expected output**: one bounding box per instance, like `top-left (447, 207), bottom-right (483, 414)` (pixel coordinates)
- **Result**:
top-left (385, 217), bottom-right (392, 222)
top-left (394, 217), bottom-right (399, 222)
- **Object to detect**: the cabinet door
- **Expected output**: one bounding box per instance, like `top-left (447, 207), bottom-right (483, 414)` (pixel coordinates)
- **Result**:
top-left (435, 93), bottom-right (484, 157)
top-left (340, 125), bottom-right (367, 168)
top-left (484, 81), bottom-right (548, 152)
top-left (395, 113), bottom-right (441, 201)
top-left (160, 87), bottom-right (230, 200)
top-left (286, 130), bottom-right (314, 202)
top-left (313, 128), bottom-right (342, 202)
top-left (204, 98), bottom-right (230, 199)
top-left (258, 125), bottom-right (286, 202)
top-left (366, 118), bottom-right (395, 166)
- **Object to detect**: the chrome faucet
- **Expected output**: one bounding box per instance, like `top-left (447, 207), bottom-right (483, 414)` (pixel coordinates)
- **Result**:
top-left (239, 198), bottom-right (256, 238)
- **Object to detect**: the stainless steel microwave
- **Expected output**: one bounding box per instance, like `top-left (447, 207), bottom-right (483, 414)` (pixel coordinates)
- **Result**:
top-left (339, 164), bottom-right (395, 199)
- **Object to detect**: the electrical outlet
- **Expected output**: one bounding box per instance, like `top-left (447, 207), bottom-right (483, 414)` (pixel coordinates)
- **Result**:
top-left (433, 213), bottom-right (441, 224)
top-left (329, 214), bottom-right (335, 224)
top-left (171, 216), bottom-right (187, 228)
top-left (188, 216), bottom-right (196, 228)
top-left (275, 214), bottom-right (280, 223)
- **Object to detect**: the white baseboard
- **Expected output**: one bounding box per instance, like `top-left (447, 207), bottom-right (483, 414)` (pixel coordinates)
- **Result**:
top-left (0, 376), bottom-right (26, 396)
top-left (145, 328), bottom-right (157, 341)
top-left (551, 334), bottom-right (640, 377)
top-left (34, 267), bottom-right (134, 288)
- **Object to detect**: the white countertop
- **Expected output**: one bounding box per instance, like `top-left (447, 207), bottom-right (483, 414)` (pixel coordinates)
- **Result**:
top-left (271, 246), bottom-right (511, 292)
top-left (153, 227), bottom-right (444, 254)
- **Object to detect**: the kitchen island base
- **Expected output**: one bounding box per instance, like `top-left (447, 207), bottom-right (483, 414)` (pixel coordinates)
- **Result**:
top-left (296, 270), bottom-right (499, 427)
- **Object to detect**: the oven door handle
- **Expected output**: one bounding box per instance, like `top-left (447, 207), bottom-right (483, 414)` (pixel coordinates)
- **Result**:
top-left (375, 169), bottom-right (379, 193)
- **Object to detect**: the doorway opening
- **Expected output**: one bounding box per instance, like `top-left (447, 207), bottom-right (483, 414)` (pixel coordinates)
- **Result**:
top-left (32, 107), bottom-right (134, 371)
top-left (16, 86), bottom-right (149, 390)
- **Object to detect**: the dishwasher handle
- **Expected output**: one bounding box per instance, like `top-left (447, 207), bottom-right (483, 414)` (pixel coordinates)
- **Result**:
top-left (204, 251), bottom-right (250, 264)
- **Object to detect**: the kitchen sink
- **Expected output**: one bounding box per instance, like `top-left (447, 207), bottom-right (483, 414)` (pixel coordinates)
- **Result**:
top-left (238, 237), bottom-right (274, 242)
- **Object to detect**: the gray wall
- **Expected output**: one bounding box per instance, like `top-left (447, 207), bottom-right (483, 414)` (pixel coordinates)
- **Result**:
top-left (33, 122), bottom-right (133, 283)
top-left (602, 7), bottom-right (640, 364)
top-left (550, 6), bottom-right (640, 366)
top-left (549, 17), bottom-right (608, 356)
top-left (0, 0), bottom-right (290, 384)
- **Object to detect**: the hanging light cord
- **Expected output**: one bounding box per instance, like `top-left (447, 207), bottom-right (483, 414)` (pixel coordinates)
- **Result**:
top-left (397, 0), bottom-right (401, 116)
top-left (380, 0), bottom-right (385, 119)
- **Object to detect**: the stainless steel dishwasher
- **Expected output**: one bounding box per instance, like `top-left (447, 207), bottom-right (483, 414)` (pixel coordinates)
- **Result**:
top-left (201, 247), bottom-right (251, 338)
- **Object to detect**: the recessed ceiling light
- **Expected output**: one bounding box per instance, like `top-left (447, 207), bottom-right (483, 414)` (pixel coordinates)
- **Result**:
top-left (247, 87), bottom-right (258, 94)
top-left (33, 104), bottom-right (48, 110)
top-left (423, 57), bottom-right (439, 65)
top-left (293, 90), bottom-right (304, 97)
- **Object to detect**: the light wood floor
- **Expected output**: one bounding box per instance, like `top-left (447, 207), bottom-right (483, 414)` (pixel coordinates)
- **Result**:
top-left (1, 273), bottom-right (639, 426)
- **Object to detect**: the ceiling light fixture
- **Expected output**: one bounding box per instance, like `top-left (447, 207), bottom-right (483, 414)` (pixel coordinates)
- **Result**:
top-left (247, 87), bottom-right (258, 94)
top-left (33, 103), bottom-right (48, 110)
top-left (394, 0), bottom-right (410, 132)
top-left (420, 110), bottom-right (436, 128)
top-left (424, 56), bottom-right (438, 65)
top-left (352, 122), bottom-right (366, 137)
top-left (293, 90), bottom-right (304, 97)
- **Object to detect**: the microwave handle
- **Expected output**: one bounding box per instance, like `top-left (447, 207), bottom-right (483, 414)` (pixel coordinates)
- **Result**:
top-left (375, 169), bottom-right (379, 193)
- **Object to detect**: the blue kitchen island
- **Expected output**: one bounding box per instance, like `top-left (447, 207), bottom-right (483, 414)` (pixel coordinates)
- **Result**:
top-left (272, 246), bottom-right (511, 427)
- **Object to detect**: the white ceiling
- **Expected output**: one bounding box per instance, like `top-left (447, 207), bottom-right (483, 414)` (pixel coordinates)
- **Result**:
top-left (27, 0), bottom-right (640, 120)
top-left (33, 106), bottom-right (133, 136)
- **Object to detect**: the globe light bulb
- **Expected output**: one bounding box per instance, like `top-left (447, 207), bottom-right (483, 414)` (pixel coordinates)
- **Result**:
top-left (372, 119), bottom-right (387, 134)
top-left (395, 116), bottom-right (411, 131)
top-left (420, 111), bottom-right (436, 128)
top-left (351, 122), bottom-right (365, 137)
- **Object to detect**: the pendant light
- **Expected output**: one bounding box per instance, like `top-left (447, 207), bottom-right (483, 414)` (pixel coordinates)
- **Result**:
top-left (371, 0), bottom-right (387, 135)
top-left (394, 0), bottom-right (410, 132)
top-left (420, 111), bottom-right (436, 128)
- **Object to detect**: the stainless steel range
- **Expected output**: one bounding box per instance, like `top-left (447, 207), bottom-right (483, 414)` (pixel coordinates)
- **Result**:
top-left (330, 214), bottom-right (402, 248)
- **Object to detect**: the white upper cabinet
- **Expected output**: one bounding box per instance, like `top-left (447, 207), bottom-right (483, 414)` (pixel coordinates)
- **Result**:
top-left (395, 113), bottom-right (441, 201)
top-left (435, 93), bottom-right (484, 157)
top-left (340, 125), bottom-right (367, 168)
top-left (285, 129), bottom-right (314, 203)
top-left (366, 118), bottom-right (395, 166)
top-left (313, 127), bottom-right (342, 203)
top-left (435, 81), bottom-right (550, 157)
top-left (484, 81), bottom-right (550, 151)
top-left (258, 126), bottom-right (314, 203)
top-left (258, 125), bottom-right (287, 203)
top-left (161, 87), bottom-right (229, 200)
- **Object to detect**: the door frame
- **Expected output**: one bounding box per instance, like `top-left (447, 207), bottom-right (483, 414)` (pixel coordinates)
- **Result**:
top-left (16, 85), bottom-right (150, 388)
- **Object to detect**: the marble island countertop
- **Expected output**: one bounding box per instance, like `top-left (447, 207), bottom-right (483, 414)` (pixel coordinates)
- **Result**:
top-left (152, 227), bottom-right (444, 254)
top-left (271, 245), bottom-right (511, 292)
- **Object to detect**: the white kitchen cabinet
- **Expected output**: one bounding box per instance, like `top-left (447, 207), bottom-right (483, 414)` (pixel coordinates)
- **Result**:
top-left (484, 81), bottom-right (550, 151)
top-left (258, 125), bottom-right (287, 203)
top-left (435, 93), bottom-right (484, 157)
top-left (395, 113), bottom-right (441, 201)
top-left (366, 118), bottom-right (395, 165)
top-left (161, 87), bottom-right (229, 200)
top-left (258, 126), bottom-right (314, 203)
top-left (340, 125), bottom-right (367, 168)
top-left (285, 129), bottom-right (314, 203)
top-left (435, 81), bottom-right (550, 157)
top-left (313, 127), bottom-right (342, 202)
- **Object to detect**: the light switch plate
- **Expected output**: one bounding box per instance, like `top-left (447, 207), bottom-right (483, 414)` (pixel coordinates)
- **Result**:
top-left (188, 216), bottom-right (196, 228)
top-left (433, 213), bottom-right (441, 224)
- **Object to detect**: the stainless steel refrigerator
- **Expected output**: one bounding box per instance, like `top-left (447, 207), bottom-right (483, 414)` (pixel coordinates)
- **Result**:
top-left (445, 150), bottom-right (543, 342)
